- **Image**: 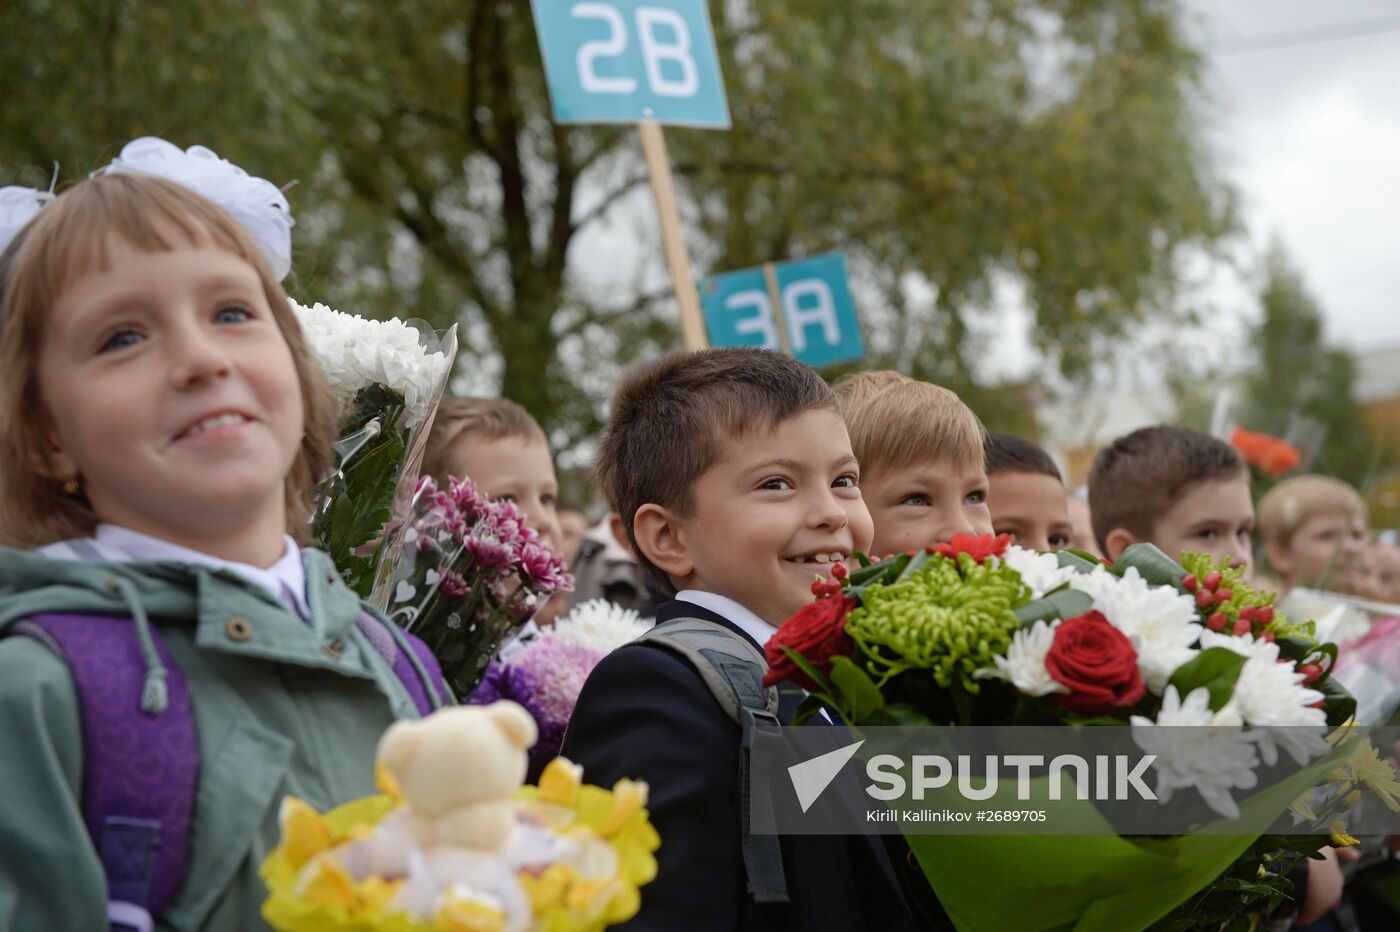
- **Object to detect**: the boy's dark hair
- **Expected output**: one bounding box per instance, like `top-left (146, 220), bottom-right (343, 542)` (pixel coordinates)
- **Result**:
top-left (594, 348), bottom-right (837, 595)
top-left (985, 431), bottom-right (1062, 481)
top-left (1087, 425), bottom-right (1246, 553)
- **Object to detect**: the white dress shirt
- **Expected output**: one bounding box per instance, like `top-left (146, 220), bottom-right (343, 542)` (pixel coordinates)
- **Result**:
top-left (674, 589), bottom-right (777, 649)
top-left (40, 524), bottom-right (310, 619)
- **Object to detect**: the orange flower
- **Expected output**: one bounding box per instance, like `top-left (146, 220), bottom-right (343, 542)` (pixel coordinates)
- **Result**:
top-left (1231, 427), bottom-right (1301, 477)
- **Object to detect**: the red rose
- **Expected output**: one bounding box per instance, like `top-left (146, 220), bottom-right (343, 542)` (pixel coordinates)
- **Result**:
top-left (933, 532), bottom-right (1013, 562)
top-left (1044, 611), bottom-right (1145, 715)
top-left (763, 597), bottom-right (856, 689)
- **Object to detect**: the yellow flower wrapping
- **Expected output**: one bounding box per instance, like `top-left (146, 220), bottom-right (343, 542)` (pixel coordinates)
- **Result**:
top-left (259, 761), bottom-right (659, 932)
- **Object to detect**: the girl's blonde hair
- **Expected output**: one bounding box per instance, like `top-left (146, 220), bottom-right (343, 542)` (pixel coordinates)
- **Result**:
top-left (0, 174), bottom-right (337, 548)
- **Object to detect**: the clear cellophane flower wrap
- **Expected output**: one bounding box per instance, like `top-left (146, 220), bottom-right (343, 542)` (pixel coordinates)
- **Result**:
top-left (259, 758), bottom-right (660, 932)
top-left (294, 298), bottom-right (458, 606)
top-left (388, 476), bottom-right (574, 698)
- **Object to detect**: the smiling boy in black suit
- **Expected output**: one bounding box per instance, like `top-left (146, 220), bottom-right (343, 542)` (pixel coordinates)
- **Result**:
top-left (562, 348), bottom-right (921, 930)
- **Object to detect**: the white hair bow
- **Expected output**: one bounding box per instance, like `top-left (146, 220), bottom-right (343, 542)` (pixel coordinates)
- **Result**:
top-left (0, 186), bottom-right (52, 258)
top-left (104, 137), bottom-right (295, 281)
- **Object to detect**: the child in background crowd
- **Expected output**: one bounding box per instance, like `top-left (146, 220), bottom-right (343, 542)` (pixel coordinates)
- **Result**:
top-left (423, 397), bottom-right (568, 625)
top-left (1090, 430), bottom-right (1352, 926)
top-left (984, 430), bottom-right (1073, 552)
top-left (422, 396), bottom-right (564, 554)
top-left (556, 503), bottom-right (587, 568)
top-left (563, 349), bottom-right (921, 930)
top-left (835, 370), bottom-right (991, 555)
top-left (1258, 475), bottom-right (1370, 596)
top-left (0, 174), bottom-right (448, 930)
top-left (1088, 425), bottom-right (1255, 575)
top-left (567, 511), bottom-right (658, 618)
top-left (1356, 536), bottom-right (1400, 605)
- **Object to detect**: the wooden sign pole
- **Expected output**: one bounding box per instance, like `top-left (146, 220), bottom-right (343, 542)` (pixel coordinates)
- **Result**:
top-left (638, 118), bottom-right (708, 350)
top-left (762, 261), bottom-right (792, 356)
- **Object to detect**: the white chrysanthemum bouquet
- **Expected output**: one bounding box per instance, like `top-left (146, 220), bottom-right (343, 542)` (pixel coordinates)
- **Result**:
top-left (293, 298), bottom-right (457, 605)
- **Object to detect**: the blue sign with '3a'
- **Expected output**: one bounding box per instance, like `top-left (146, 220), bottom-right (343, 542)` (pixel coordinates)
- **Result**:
top-left (700, 253), bottom-right (865, 370)
top-left (531, 0), bottom-right (731, 128)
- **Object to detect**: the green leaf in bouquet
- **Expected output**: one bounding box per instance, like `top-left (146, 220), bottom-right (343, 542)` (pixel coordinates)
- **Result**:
top-left (896, 549), bottom-right (933, 581)
top-left (1274, 635), bottom-right (1316, 663)
top-left (1166, 648), bottom-right (1248, 712)
top-left (792, 694), bottom-right (830, 726)
top-left (780, 646), bottom-right (834, 695)
top-left (1113, 544), bottom-right (1188, 589)
top-left (1317, 675), bottom-right (1358, 726)
top-left (1055, 549), bottom-right (1103, 573)
top-left (845, 552), bottom-right (912, 596)
top-left (828, 655), bottom-right (886, 721)
top-left (314, 413), bottom-right (407, 596)
top-left (1015, 589), bottom-right (1094, 626)
top-left (862, 701), bottom-right (936, 726)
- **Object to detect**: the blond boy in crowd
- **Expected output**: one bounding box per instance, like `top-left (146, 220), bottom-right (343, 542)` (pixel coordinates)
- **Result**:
top-left (1257, 475), bottom-right (1370, 596)
top-left (835, 371), bottom-right (992, 555)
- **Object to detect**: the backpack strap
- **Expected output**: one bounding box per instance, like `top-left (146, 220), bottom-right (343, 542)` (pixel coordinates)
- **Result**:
top-left (9, 613), bottom-right (196, 932)
top-left (354, 610), bottom-right (453, 714)
top-left (635, 617), bottom-right (789, 905)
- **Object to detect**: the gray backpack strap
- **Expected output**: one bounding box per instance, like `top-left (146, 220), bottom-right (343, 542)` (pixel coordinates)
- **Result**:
top-left (637, 618), bottom-right (789, 905)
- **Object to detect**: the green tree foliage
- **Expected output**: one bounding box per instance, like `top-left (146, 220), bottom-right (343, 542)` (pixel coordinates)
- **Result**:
top-left (1242, 241), bottom-right (1376, 490)
top-left (1, 0), bottom-right (1233, 456)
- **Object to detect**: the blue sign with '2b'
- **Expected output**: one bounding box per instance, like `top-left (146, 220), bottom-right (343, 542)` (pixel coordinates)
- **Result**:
top-left (531, 0), bottom-right (731, 127)
top-left (700, 253), bottom-right (865, 369)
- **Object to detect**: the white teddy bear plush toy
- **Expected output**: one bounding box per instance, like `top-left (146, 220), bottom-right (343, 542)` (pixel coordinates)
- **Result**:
top-left (377, 701), bottom-right (539, 853)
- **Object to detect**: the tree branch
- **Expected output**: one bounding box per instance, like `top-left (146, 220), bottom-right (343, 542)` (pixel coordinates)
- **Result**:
top-left (570, 171), bottom-right (652, 234)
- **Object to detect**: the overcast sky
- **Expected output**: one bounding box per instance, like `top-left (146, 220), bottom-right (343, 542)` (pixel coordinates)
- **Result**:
top-left (1195, 0), bottom-right (1400, 354)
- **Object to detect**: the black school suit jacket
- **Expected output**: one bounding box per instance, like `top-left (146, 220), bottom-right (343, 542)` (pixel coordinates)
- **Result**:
top-left (560, 599), bottom-right (926, 931)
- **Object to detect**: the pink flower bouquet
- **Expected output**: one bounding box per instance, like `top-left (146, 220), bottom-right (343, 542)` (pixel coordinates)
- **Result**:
top-left (389, 476), bottom-right (573, 696)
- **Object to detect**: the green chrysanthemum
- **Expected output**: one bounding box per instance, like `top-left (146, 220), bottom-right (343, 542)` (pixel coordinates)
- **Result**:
top-left (846, 553), bottom-right (1029, 692)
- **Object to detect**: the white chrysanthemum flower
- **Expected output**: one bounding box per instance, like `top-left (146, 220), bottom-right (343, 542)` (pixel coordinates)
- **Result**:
top-left (1068, 567), bottom-right (1201, 694)
top-left (1204, 635), bottom-right (1330, 765)
top-left (289, 298), bottom-right (451, 428)
top-left (551, 599), bottom-right (651, 653)
top-left (973, 619), bottom-right (1068, 697)
top-left (1131, 686), bottom-right (1257, 820)
top-left (1000, 546), bottom-right (1078, 600)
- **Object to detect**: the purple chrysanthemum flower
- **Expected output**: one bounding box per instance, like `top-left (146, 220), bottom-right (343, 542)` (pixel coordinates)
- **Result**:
top-left (466, 635), bottom-right (605, 775)
top-left (466, 527), bottom-right (515, 574)
top-left (438, 570), bottom-right (469, 601)
top-left (519, 541), bottom-right (574, 594)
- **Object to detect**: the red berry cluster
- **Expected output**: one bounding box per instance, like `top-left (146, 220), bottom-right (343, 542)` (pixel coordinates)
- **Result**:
top-left (809, 562), bottom-right (849, 599)
top-left (1183, 572), bottom-right (1276, 641)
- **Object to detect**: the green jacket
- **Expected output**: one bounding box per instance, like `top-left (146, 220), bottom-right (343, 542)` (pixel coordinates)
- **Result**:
top-left (0, 546), bottom-right (446, 931)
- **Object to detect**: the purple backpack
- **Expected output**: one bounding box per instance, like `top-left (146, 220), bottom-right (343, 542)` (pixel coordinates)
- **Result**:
top-left (8, 610), bottom-right (449, 932)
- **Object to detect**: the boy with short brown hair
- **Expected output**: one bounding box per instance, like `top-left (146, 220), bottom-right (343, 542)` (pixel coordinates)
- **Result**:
top-left (834, 370), bottom-right (991, 554)
top-left (984, 431), bottom-right (1073, 552)
top-left (564, 349), bottom-right (918, 931)
top-left (1087, 425), bottom-right (1254, 573)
